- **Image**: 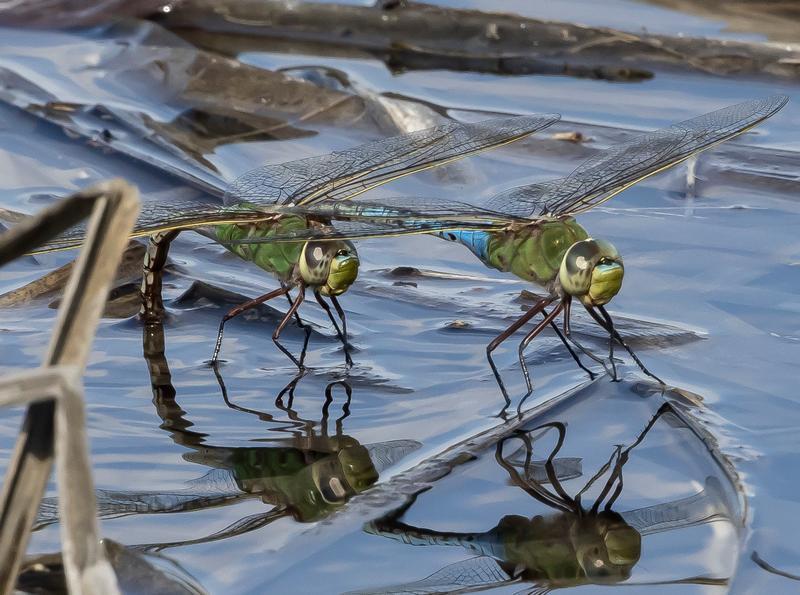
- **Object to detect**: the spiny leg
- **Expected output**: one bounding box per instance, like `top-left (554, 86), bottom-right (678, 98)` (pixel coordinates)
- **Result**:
top-left (517, 301), bottom-right (565, 398)
top-left (575, 445), bottom-right (622, 514)
top-left (211, 285), bottom-right (290, 363)
top-left (283, 282), bottom-right (313, 333)
top-left (272, 284), bottom-right (307, 370)
top-left (314, 291), bottom-right (354, 367)
top-left (283, 285), bottom-right (312, 368)
top-left (322, 380), bottom-right (353, 437)
top-left (587, 305), bottom-right (665, 385)
top-left (495, 431), bottom-right (575, 513)
top-left (543, 306), bottom-right (596, 380)
top-left (140, 230), bottom-right (180, 323)
top-left (330, 295), bottom-right (354, 366)
top-left (538, 422), bottom-right (578, 510)
top-left (562, 297), bottom-right (614, 376)
top-left (276, 371), bottom-right (306, 416)
top-left (606, 311), bottom-right (619, 381)
top-left (486, 297), bottom-right (555, 408)
top-left (591, 403), bottom-right (671, 513)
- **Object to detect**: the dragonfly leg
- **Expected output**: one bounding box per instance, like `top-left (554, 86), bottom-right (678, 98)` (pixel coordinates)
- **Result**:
top-left (487, 297), bottom-right (555, 408)
top-left (314, 292), bottom-right (354, 368)
top-left (563, 297), bottom-right (616, 378)
top-left (588, 305), bottom-right (665, 385)
top-left (544, 305), bottom-right (596, 380)
top-left (281, 283), bottom-right (311, 364)
top-left (517, 302), bottom-right (565, 397)
top-left (330, 296), bottom-right (353, 365)
top-left (283, 285), bottom-right (312, 368)
top-left (574, 444), bottom-right (622, 514)
top-left (283, 283), bottom-right (312, 332)
top-left (275, 370), bottom-right (308, 418)
top-left (591, 402), bottom-right (671, 513)
top-left (210, 285), bottom-right (290, 364)
top-left (140, 230), bottom-right (180, 323)
top-left (495, 428), bottom-right (576, 514)
top-left (606, 313), bottom-right (619, 381)
top-left (273, 284), bottom-right (307, 370)
top-left (322, 380), bottom-right (353, 436)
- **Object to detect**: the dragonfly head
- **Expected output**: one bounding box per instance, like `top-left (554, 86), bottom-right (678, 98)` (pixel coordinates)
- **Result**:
top-left (559, 238), bottom-right (623, 307)
top-left (300, 240), bottom-right (360, 296)
top-left (572, 512), bottom-right (641, 582)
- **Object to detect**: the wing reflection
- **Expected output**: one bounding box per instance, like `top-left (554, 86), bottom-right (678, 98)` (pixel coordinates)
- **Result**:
top-left (35, 320), bottom-right (420, 551)
top-left (354, 403), bottom-right (735, 593)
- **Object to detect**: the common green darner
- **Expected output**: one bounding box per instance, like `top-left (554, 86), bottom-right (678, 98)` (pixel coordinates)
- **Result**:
top-left (34, 379), bottom-right (420, 549)
top-left (27, 114), bottom-right (560, 367)
top-left (34, 315), bottom-right (422, 548)
top-left (226, 95), bottom-right (787, 401)
top-left (353, 404), bottom-right (737, 594)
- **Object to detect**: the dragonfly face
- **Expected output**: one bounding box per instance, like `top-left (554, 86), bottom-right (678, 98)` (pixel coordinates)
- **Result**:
top-left (299, 239), bottom-right (359, 296)
top-left (559, 238), bottom-right (624, 307)
top-left (572, 512), bottom-right (640, 582)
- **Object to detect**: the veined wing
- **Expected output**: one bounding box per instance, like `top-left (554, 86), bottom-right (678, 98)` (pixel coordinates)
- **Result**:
top-left (30, 115), bottom-right (556, 254)
top-left (219, 196), bottom-right (517, 243)
top-left (485, 95), bottom-right (788, 219)
top-left (224, 114), bottom-right (559, 207)
top-left (343, 556), bottom-right (514, 594)
top-left (27, 197), bottom-right (279, 254)
top-left (621, 476), bottom-right (736, 537)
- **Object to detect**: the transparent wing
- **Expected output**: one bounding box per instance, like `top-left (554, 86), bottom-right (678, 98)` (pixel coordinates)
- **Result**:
top-left (219, 219), bottom-right (500, 243)
top-left (224, 113), bottom-right (559, 207)
top-left (219, 196), bottom-right (515, 243)
top-left (343, 556), bottom-right (513, 594)
top-left (27, 197), bottom-right (277, 254)
top-left (485, 95), bottom-right (788, 219)
top-left (30, 114), bottom-right (556, 254)
top-left (621, 476), bottom-right (736, 537)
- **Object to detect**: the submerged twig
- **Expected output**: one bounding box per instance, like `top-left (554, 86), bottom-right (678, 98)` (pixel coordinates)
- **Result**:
top-left (162, 0), bottom-right (800, 82)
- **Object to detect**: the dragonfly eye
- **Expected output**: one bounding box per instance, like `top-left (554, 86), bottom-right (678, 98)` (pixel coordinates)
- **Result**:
top-left (559, 239), bottom-right (623, 306)
top-left (314, 240), bottom-right (359, 297)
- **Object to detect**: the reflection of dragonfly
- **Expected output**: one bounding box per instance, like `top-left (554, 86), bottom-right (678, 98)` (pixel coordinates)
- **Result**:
top-left (28, 115), bottom-right (558, 367)
top-left (221, 96), bottom-right (787, 402)
top-left (34, 320), bottom-right (420, 551)
top-left (355, 404), bottom-right (736, 594)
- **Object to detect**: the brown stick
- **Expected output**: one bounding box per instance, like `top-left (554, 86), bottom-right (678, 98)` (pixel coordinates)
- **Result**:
top-left (0, 180), bottom-right (139, 593)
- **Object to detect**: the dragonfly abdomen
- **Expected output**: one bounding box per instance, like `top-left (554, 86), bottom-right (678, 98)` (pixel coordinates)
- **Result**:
top-left (437, 229), bottom-right (493, 261)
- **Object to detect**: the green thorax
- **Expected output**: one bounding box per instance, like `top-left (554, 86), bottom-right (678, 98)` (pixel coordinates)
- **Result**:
top-left (215, 214), bottom-right (309, 281)
top-left (495, 514), bottom-right (584, 583)
top-left (485, 218), bottom-right (589, 286)
top-left (229, 439), bottom-right (378, 522)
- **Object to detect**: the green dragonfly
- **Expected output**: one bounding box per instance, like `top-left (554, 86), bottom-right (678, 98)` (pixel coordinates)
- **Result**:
top-left (225, 95), bottom-right (787, 400)
top-left (28, 114), bottom-right (560, 367)
top-left (355, 404), bottom-right (735, 593)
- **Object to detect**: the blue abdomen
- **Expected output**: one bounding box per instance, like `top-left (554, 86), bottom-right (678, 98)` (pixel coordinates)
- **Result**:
top-left (437, 230), bottom-right (491, 261)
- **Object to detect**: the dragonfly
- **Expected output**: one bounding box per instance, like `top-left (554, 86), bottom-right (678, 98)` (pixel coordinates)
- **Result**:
top-left (36, 316), bottom-right (423, 547)
top-left (225, 95), bottom-right (787, 401)
top-left (27, 114), bottom-right (560, 367)
top-left (353, 404), bottom-right (737, 594)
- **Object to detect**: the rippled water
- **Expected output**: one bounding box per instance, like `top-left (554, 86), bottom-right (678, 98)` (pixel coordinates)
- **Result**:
top-left (1, 2), bottom-right (800, 593)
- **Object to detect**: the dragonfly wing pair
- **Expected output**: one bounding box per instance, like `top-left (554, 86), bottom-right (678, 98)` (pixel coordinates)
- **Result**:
top-left (27, 114), bottom-right (559, 254)
top-left (226, 94), bottom-right (788, 246)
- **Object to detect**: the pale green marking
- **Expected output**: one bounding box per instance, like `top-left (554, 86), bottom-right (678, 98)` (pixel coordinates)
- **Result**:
top-left (215, 214), bottom-right (308, 281)
top-left (484, 218), bottom-right (589, 285)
